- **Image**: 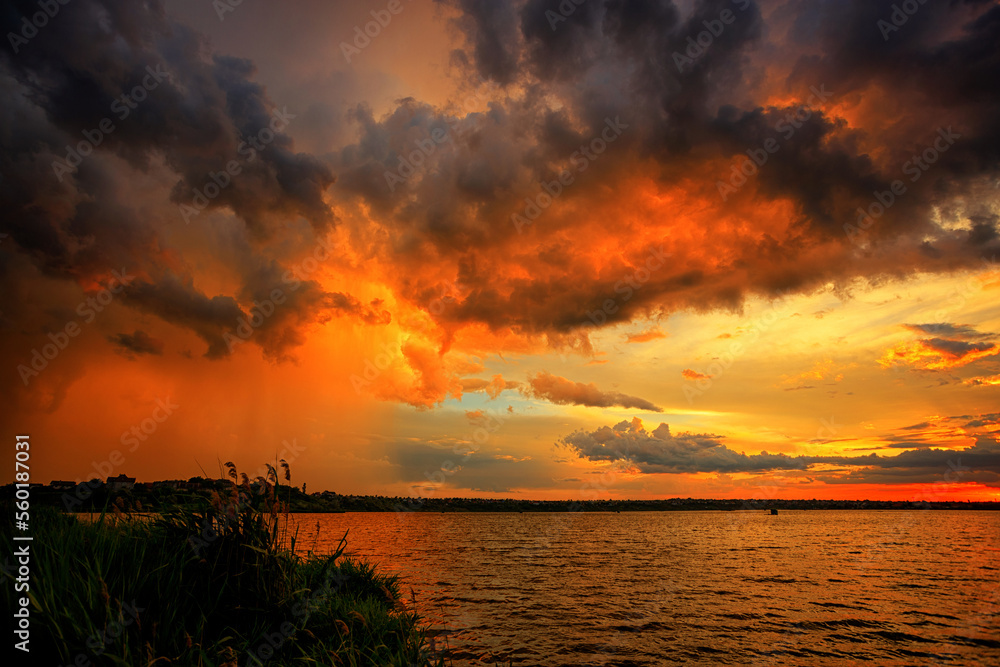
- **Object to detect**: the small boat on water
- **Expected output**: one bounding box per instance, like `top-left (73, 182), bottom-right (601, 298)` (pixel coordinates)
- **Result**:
top-left (770, 509), bottom-right (778, 515)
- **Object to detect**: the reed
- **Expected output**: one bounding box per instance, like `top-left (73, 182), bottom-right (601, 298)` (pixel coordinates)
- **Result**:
top-left (2, 463), bottom-right (443, 666)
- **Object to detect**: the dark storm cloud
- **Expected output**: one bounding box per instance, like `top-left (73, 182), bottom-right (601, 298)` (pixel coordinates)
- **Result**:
top-left (445, 0), bottom-right (521, 85)
top-left (0, 0), bottom-right (374, 371)
top-left (561, 419), bottom-right (1000, 477)
top-left (235, 258), bottom-right (391, 360)
top-left (335, 0), bottom-right (1000, 347)
top-left (108, 330), bottom-right (164, 358)
top-left (116, 269), bottom-right (388, 361)
top-left (968, 214), bottom-right (999, 246)
top-left (1, 0), bottom-right (334, 242)
top-left (3, 0), bottom-right (1000, 412)
top-left (122, 275), bottom-right (246, 360)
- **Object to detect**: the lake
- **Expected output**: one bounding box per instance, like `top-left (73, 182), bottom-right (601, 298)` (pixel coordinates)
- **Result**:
top-left (285, 511), bottom-right (1000, 666)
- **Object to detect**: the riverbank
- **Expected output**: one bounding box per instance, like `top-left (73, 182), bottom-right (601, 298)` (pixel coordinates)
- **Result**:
top-left (1, 474), bottom-right (443, 666)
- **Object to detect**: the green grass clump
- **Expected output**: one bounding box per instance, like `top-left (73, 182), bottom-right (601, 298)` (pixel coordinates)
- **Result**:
top-left (1, 462), bottom-right (443, 666)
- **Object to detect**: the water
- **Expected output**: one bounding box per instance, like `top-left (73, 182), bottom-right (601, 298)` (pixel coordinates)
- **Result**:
top-left (286, 511), bottom-right (1000, 666)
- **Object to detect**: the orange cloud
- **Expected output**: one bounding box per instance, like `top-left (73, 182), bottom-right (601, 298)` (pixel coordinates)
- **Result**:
top-left (682, 369), bottom-right (712, 381)
top-left (879, 340), bottom-right (998, 370)
top-left (524, 372), bottom-right (662, 412)
top-left (966, 375), bottom-right (1000, 387)
top-left (626, 327), bottom-right (668, 343)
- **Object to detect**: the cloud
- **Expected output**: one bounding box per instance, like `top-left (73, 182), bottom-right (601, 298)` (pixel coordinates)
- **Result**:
top-left (326, 293), bottom-right (392, 326)
top-left (626, 327), bottom-right (668, 343)
top-left (878, 338), bottom-right (1000, 370)
top-left (0, 0), bottom-right (376, 383)
top-left (327, 0), bottom-right (1000, 363)
top-left (681, 369), bottom-right (712, 381)
top-left (899, 421), bottom-right (933, 431)
top-left (965, 375), bottom-right (1000, 387)
top-left (880, 323), bottom-right (999, 371)
top-left (4, 0), bottom-right (1000, 412)
top-left (524, 372), bottom-right (663, 412)
top-left (445, 0), bottom-right (521, 85)
top-left (487, 374), bottom-right (520, 399)
top-left (962, 413), bottom-right (1000, 429)
top-left (902, 323), bottom-right (993, 340)
top-left (561, 417), bottom-right (805, 473)
top-left (0, 1), bottom-right (334, 243)
top-left (122, 275), bottom-right (246, 360)
top-left (458, 374), bottom-right (522, 399)
top-left (882, 412), bottom-right (1000, 449)
top-left (108, 330), bottom-right (164, 358)
top-left (561, 419), bottom-right (1000, 477)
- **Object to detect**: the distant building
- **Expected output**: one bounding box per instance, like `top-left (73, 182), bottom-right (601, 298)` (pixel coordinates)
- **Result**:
top-left (107, 474), bottom-right (136, 491)
top-left (50, 480), bottom-right (76, 490)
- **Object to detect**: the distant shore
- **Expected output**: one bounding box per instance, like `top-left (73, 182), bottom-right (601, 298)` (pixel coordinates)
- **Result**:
top-left (4, 479), bottom-right (998, 514)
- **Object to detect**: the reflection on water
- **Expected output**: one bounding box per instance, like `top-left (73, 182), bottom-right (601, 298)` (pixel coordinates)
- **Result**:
top-left (285, 511), bottom-right (1000, 666)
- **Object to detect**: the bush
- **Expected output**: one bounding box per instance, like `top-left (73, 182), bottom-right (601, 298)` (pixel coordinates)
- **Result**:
top-left (1, 462), bottom-right (442, 666)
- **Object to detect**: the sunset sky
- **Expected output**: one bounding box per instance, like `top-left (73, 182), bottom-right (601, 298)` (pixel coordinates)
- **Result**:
top-left (2, 0), bottom-right (999, 501)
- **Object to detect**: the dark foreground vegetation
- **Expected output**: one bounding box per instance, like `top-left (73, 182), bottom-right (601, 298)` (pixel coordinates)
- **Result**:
top-left (2, 462), bottom-right (442, 666)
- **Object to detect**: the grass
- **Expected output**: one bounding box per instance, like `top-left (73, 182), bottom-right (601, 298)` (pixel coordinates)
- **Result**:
top-left (2, 462), bottom-right (444, 666)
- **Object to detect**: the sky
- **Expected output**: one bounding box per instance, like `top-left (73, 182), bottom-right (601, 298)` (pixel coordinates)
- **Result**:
top-left (1, 0), bottom-right (999, 502)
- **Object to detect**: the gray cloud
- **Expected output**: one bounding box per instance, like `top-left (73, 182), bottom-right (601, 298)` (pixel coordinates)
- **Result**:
top-left (561, 419), bottom-right (1000, 477)
top-left (561, 418), bottom-right (804, 473)
top-left (903, 323), bottom-right (994, 340)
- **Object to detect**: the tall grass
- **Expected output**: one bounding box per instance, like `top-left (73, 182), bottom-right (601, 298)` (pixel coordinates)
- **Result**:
top-left (1, 463), bottom-right (443, 666)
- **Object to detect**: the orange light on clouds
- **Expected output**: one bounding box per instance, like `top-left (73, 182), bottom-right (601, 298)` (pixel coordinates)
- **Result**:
top-left (878, 340), bottom-right (999, 370)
